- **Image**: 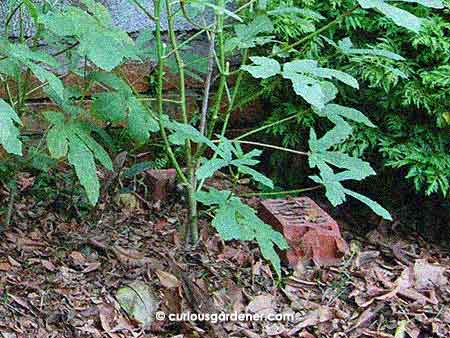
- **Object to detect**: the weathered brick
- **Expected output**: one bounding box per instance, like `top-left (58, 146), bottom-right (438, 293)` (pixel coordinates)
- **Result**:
top-left (0, 61), bottom-right (153, 100)
top-left (259, 197), bottom-right (348, 267)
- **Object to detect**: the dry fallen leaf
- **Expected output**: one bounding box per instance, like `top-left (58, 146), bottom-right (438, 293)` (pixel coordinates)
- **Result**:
top-left (98, 303), bottom-right (121, 338)
top-left (265, 322), bottom-right (286, 336)
top-left (288, 306), bottom-right (333, 336)
top-left (7, 256), bottom-right (21, 267)
top-left (156, 270), bottom-right (180, 289)
top-left (69, 251), bottom-right (87, 266)
top-left (10, 294), bottom-right (30, 310)
top-left (116, 281), bottom-right (159, 329)
top-left (246, 294), bottom-right (275, 316)
top-left (355, 250), bottom-right (380, 268)
top-left (112, 245), bottom-right (150, 267)
top-left (413, 259), bottom-right (448, 290)
top-left (346, 303), bottom-right (385, 333)
top-left (0, 261), bottom-right (12, 272)
top-left (41, 259), bottom-right (56, 272)
top-left (82, 262), bottom-right (102, 273)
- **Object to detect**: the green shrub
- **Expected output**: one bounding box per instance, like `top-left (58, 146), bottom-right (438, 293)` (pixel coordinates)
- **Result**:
top-left (261, 0), bottom-right (450, 197)
top-left (0, 0), bottom-right (445, 277)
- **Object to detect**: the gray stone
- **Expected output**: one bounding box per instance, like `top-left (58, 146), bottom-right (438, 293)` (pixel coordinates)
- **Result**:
top-left (0, 0), bottom-right (212, 36)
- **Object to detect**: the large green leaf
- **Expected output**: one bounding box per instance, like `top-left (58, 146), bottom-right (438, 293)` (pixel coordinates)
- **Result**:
top-left (390, 0), bottom-right (443, 8)
top-left (241, 57), bottom-right (281, 79)
top-left (344, 188), bottom-right (393, 220)
top-left (45, 117), bottom-right (113, 205)
top-left (67, 134), bottom-right (100, 205)
top-left (283, 60), bottom-right (359, 89)
top-left (91, 92), bottom-right (128, 122)
top-left (40, 2), bottom-right (139, 71)
top-left (79, 29), bottom-right (137, 71)
top-left (46, 125), bottom-right (68, 159)
top-left (358, 0), bottom-right (424, 32)
top-left (313, 68), bottom-right (359, 89)
top-left (336, 37), bottom-right (404, 61)
top-left (7, 43), bottom-right (59, 68)
top-left (26, 62), bottom-right (65, 99)
top-left (308, 128), bottom-right (391, 219)
top-left (0, 99), bottom-right (22, 155)
top-left (288, 74), bottom-right (325, 108)
top-left (225, 15), bottom-right (274, 51)
top-left (166, 121), bottom-right (216, 149)
top-left (88, 71), bottom-right (132, 94)
top-left (196, 188), bottom-right (288, 277)
top-left (0, 40), bottom-right (64, 100)
top-left (237, 165), bottom-right (274, 188)
top-left (308, 122), bottom-right (353, 152)
top-left (282, 60), bottom-right (359, 108)
top-left (71, 124), bottom-right (113, 171)
top-left (194, 189), bottom-right (231, 206)
top-left (127, 98), bottom-right (159, 143)
top-left (323, 104), bottom-right (376, 128)
top-left (309, 162), bottom-right (348, 206)
top-left (197, 158), bottom-right (229, 180)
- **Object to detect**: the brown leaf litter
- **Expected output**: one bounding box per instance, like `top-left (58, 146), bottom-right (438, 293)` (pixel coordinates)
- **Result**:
top-left (0, 187), bottom-right (448, 338)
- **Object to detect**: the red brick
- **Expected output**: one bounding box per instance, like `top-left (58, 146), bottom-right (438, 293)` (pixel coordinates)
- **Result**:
top-left (145, 169), bottom-right (177, 201)
top-left (259, 197), bottom-right (348, 267)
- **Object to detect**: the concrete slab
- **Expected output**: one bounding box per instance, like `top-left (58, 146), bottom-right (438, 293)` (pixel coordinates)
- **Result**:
top-left (0, 0), bottom-right (211, 36)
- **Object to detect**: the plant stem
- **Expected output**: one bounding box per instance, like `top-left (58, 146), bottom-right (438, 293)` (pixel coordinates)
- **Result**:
top-left (166, 0), bottom-right (198, 243)
top-left (271, 5), bottom-right (359, 57)
top-left (163, 0), bottom-right (257, 60)
top-left (180, 0), bottom-right (215, 31)
top-left (128, 0), bottom-right (156, 21)
top-left (234, 109), bottom-right (310, 141)
top-left (219, 49), bottom-right (249, 137)
top-left (154, 0), bottom-right (189, 185)
top-left (239, 185), bottom-right (322, 197)
top-left (164, 28), bottom-right (208, 59)
top-left (24, 72), bottom-right (69, 98)
top-left (206, 0), bottom-right (227, 141)
top-left (195, 47), bottom-right (249, 191)
top-left (52, 42), bottom-right (80, 58)
top-left (199, 31), bottom-right (216, 136)
top-left (232, 140), bottom-right (309, 156)
top-left (4, 1), bottom-right (24, 38)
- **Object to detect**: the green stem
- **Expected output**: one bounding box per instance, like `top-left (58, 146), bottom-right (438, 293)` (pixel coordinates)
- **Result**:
top-left (166, 0), bottom-right (198, 243)
top-left (199, 31), bottom-right (216, 136)
top-left (230, 140), bottom-right (309, 156)
top-left (239, 185), bottom-right (322, 197)
top-left (235, 109), bottom-right (309, 141)
top-left (4, 1), bottom-right (24, 38)
top-left (196, 49), bottom-right (248, 188)
top-left (180, 0), bottom-right (215, 31)
top-left (206, 0), bottom-right (227, 141)
top-left (164, 29), bottom-right (208, 59)
top-left (163, 0), bottom-right (257, 60)
top-left (272, 5), bottom-right (359, 57)
top-left (219, 49), bottom-right (249, 137)
top-left (154, 0), bottom-right (189, 185)
top-left (128, 0), bottom-right (156, 21)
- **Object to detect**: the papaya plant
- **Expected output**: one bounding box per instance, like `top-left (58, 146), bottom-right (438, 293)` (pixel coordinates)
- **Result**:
top-left (0, 0), bottom-right (443, 277)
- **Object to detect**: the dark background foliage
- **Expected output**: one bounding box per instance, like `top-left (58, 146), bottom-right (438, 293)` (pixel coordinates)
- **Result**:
top-left (237, 0), bottom-right (449, 239)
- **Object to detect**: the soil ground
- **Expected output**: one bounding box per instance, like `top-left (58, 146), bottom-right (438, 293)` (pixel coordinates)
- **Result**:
top-left (0, 178), bottom-right (449, 338)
